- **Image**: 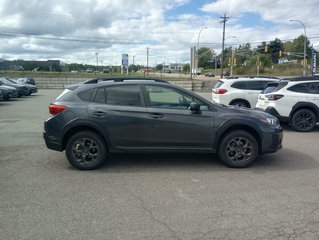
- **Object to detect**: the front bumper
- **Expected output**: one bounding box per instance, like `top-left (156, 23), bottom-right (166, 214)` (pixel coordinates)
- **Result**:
top-left (260, 128), bottom-right (283, 154)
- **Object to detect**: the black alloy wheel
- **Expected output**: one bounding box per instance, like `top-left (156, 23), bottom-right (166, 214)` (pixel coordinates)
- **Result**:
top-left (291, 109), bottom-right (316, 132)
top-left (66, 131), bottom-right (107, 170)
top-left (218, 130), bottom-right (258, 168)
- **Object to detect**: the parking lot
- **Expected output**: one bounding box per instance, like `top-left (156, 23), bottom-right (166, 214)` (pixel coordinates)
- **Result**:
top-left (1, 89), bottom-right (319, 240)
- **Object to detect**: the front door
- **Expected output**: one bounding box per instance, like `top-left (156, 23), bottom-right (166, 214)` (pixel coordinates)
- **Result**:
top-left (144, 84), bottom-right (215, 149)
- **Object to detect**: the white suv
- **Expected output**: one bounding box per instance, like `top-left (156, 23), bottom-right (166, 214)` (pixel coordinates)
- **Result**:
top-left (212, 76), bottom-right (279, 108)
top-left (256, 76), bottom-right (319, 132)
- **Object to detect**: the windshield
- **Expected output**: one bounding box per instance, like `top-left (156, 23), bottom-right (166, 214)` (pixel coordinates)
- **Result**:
top-left (0, 78), bottom-right (14, 85)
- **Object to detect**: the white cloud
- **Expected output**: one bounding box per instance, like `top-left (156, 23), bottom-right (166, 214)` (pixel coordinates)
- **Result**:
top-left (0, 0), bottom-right (318, 66)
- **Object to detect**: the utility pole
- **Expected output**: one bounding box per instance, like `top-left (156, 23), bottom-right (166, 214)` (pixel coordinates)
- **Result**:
top-left (257, 56), bottom-right (260, 76)
top-left (220, 14), bottom-right (229, 79)
top-left (95, 52), bottom-right (99, 75)
top-left (146, 47), bottom-right (149, 76)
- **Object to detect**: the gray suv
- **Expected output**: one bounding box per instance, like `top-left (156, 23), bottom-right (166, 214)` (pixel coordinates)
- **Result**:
top-left (43, 78), bottom-right (283, 170)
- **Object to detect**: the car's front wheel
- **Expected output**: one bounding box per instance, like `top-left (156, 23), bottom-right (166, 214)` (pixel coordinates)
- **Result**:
top-left (65, 131), bottom-right (107, 170)
top-left (218, 130), bottom-right (258, 168)
top-left (291, 109), bottom-right (316, 132)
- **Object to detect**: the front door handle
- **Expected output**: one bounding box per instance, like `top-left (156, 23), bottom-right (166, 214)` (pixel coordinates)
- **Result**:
top-left (149, 113), bottom-right (164, 119)
top-left (92, 111), bottom-right (108, 118)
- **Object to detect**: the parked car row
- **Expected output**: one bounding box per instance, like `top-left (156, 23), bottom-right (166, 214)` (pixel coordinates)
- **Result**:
top-left (0, 77), bottom-right (37, 101)
top-left (212, 75), bottom-right (319, 132)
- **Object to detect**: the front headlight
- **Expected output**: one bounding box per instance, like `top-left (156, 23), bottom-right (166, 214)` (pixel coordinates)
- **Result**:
top-left (260, 117), bottom-right (281, 128)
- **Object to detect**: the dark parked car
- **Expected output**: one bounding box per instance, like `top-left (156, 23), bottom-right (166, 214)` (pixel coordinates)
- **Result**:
top-left (0, 90), bottom-right (3, 101)
top-left (0, 77), bottom-right (29, 97)
top-left (0, 84), bottom-right (19, 100)
top-left (8, 79), bottom-right (37, 95)
top-left (44, 78), bottom-right (283, 170)
top-left (16, 77), bottom-right (36, 85)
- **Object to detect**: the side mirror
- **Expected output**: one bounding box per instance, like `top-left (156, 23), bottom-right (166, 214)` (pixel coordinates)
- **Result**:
top-left (190, 102), bottom-right (200, 112)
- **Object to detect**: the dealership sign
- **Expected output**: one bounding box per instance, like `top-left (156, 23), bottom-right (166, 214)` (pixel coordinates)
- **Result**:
top-left (312, 51), bottom-right (317, 75)
top-left (122, 54), bottom-right (129, 67)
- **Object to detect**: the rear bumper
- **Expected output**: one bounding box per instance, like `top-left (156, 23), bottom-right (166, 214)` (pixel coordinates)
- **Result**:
top-left (43, 131), bottom-right (63, 152)
top-left (256, 107), bottom-right (289, 122)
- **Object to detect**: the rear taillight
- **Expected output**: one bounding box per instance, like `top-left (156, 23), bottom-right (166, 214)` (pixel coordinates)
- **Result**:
top-left (265, 94), bottom-right (284, 101)
top-left (49, 105), bottom-right (67, 115)
top-left (213, 88), bottom-right (228, 94)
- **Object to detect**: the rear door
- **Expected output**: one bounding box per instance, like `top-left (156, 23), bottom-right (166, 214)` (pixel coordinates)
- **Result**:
top-left (307, 82), bottom-right (319, 107)
top-left (87, 84), bottom-right (149, 148)
top-left (143, 84), bottom-right (215, 149)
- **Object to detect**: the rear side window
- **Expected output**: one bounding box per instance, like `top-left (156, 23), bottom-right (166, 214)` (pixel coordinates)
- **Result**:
top-left (231, 81), bottom-right (247, 89)
top-left (247, 81), bottom-right (274, 90)
top-left (105, 85), bottom-right (142, 106)
top-left (213, 80), bottom-right (225, 89)
top-left (309, 82), bottom-right (319, 94)
top-left (262, 82), bottom-right (288, 94)
top-left (231, 80), bottom-right (274, 90)
top-left (288, 83), bottom-right (311, 93)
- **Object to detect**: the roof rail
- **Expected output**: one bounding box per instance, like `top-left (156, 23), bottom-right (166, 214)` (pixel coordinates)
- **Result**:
top-left (281, 75), bottom-right (319, 81)
top-left (224, 76), bottom-right (279, 80)
top-left (84, 77), bottom-right (169, 84)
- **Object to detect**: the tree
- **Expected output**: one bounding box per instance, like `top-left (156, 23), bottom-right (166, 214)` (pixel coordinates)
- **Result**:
top-left (128, 64), bottom-right (138, 72)
top-left (256, 41), bottom-right (267, 55)
top-left (268, 38), bottom-right (283, 64)
top-left (183, 63), bottom-right (190, 72)
top-left (155, 64), bottom-right (163, 71)
top-left (198, 47), bottom-right (213, 68)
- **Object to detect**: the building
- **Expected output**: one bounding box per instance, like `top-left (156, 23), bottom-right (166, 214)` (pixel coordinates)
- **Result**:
top-left (0, 59), bottom-right (68, 71)
top-left (163, 63), bottom-right (186, 72)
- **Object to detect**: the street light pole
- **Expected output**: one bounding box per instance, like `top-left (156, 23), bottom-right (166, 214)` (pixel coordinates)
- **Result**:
top-left (196, 26), bottom-right (207, 75)
top-left (290, 19), bottom-right (307, 76)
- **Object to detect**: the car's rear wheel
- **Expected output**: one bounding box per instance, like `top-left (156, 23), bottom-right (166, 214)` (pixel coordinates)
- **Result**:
top-left (291, 109), bottom-right (316, 132)
top-left (230, 100), bottom-right (249, 108)
top-left (218, 130), bottom-right (258, 168)
top-left (65, 131), bottom-right (107, 170)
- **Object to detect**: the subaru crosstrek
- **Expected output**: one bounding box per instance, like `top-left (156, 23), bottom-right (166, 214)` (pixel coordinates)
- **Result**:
top-left (44, 78), bottom-right (283, 170)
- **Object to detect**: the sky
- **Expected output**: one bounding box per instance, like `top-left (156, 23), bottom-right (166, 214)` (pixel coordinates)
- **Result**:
top-left (0, 0), bottom-right (318, 66)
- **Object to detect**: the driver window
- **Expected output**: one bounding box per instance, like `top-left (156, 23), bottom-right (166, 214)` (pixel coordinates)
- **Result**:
top-left (145, 85), bottom-right (193, 109)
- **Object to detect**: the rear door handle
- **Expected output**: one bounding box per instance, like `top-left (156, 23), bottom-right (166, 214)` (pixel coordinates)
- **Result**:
top-left (149, 113), bottom-right (164, 119)
top-left (92, 111), bottom-right (108, 118)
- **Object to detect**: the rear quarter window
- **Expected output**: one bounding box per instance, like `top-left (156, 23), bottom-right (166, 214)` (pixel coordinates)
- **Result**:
top-left (262, 82), bottom-right (288, 94)
top-left (213, 80), bottom-right (225, 89)
top-left (77, 88), bottom-right (94, 102)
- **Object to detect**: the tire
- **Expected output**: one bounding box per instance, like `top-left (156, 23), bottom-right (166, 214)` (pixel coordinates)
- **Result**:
top-left (291, 109), bottom-right (316, 132)
top-left (65, 131), bottom-right (107, 170)
top-left (230, 101), bottom-right (249, 108)
top-left (218, 130), bottom-right (258, 168)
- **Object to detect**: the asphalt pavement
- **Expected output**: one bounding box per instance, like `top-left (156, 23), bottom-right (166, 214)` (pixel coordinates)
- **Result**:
top-left (1, 90), bottom-right (319, 240)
